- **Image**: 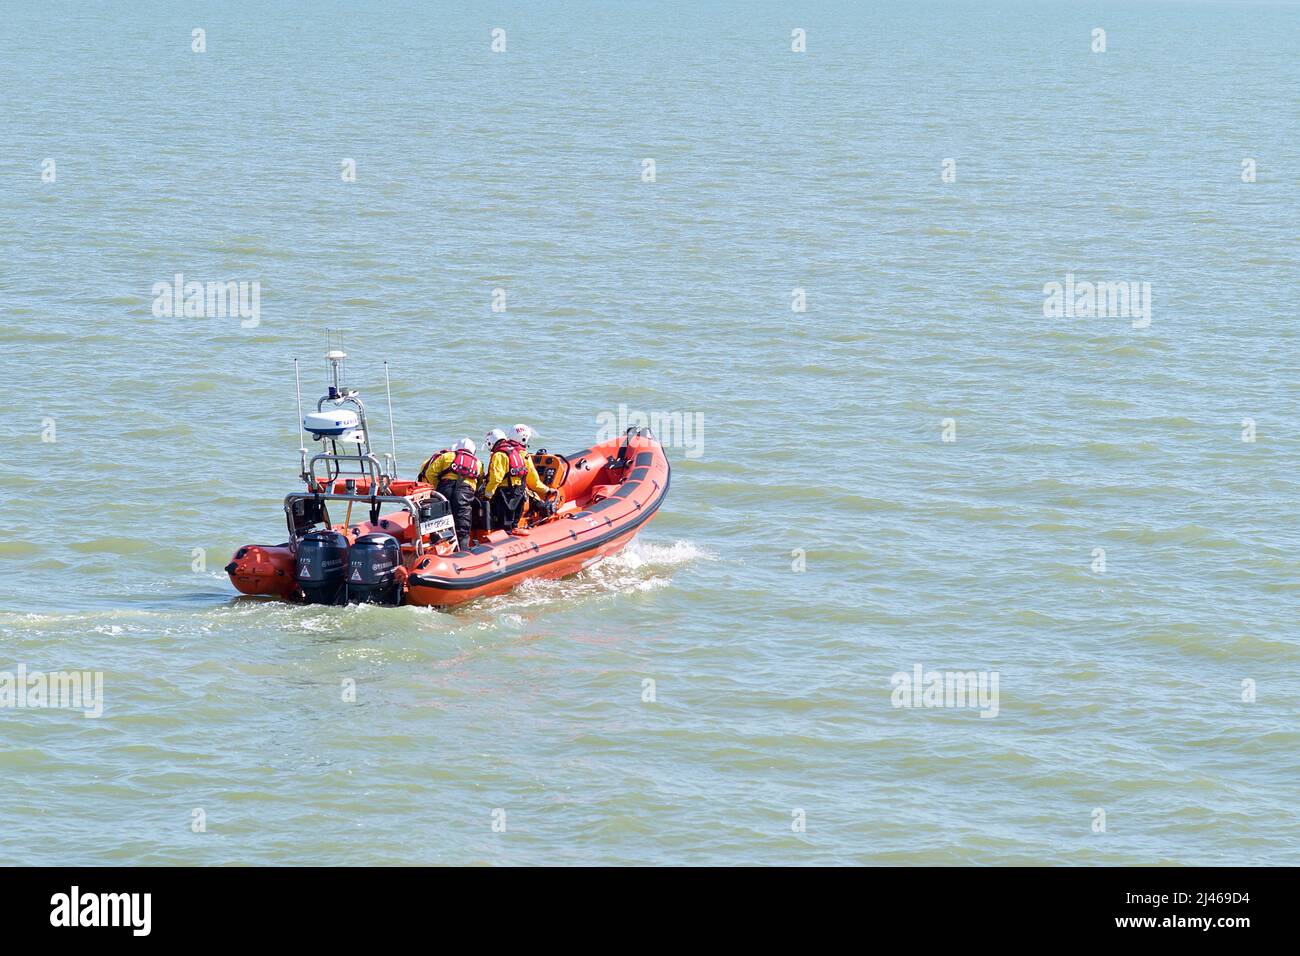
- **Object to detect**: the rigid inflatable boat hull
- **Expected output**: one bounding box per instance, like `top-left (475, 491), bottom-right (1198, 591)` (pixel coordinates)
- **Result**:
top-left (225, 430), bottom-right (670, 608)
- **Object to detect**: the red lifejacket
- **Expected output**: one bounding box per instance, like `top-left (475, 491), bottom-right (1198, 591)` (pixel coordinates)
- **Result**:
top-left (449, 447), bottom-right (479, 479)
top-left (494, 440), bottom-right (528, 480)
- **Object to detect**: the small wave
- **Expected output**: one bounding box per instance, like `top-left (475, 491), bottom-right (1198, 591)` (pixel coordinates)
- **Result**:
top-left (0, 540), bottom-right (42, 557)
top-left (121, 425), bottom-right (194, 440)
top-left (1082, 440), bottom-right (1160, 460)
top-left (68, 537), bottom-right (155, 556)
top-left (610, 356), bottom-right (659, 369)
top-left (1104, 524), bottom-right (1238, 548)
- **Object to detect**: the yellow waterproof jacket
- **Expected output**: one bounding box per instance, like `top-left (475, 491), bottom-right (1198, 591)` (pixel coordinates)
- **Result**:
top-left (422, 451), bottom-right (484, 490)
top-left (484, 449), bottom-right (548, 497)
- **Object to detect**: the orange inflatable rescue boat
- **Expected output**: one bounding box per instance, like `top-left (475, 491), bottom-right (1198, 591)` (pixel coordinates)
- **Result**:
top-left (225, 349), bottom-right (669, 608)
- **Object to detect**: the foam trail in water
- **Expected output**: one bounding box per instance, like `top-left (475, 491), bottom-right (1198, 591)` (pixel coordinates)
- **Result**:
top-left (477, 538), bottom-right (714, 611)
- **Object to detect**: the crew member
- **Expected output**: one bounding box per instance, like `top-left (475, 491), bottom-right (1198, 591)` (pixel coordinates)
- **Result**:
top-left (421, 437), bottom-right (483, 551)
top-left (484, 424), bottom-right (551, 532)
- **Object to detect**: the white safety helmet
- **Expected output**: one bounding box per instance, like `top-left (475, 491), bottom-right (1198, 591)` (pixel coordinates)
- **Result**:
top-left (452, 437), bottom-right (476, 454)
top-left (484, 428), bottom-right (506, 449)
top-left (511, 423), bottom-right (534, 447)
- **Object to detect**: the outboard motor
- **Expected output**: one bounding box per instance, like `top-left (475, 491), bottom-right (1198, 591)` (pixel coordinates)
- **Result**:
top-left (295, 530), bottom-right (350, 605)
top-left (344, 533), bottom-right (402, 604)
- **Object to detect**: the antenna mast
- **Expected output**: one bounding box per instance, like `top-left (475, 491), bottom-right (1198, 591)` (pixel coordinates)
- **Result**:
top-left (294, 358), bottom-right (307, 482)
top-left (383, 361), bottom-right (398, 474)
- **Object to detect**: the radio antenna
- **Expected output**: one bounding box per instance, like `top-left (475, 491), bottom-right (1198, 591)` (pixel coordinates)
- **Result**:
top-left (294, 358), bottom-right (308, 482)
top-left (383, 361), bottom-right (398, 473)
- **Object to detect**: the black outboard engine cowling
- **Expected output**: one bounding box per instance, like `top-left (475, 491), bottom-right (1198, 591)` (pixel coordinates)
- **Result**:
top-left (344, 533), bottom-right (402, 604)
top-left (295, 530), bottom-right (350, 605)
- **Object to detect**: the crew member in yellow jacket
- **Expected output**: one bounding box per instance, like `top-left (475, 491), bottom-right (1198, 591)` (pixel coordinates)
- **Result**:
top-left (421, 437), bottom-right (484, 551)
top-left (483, 424), bottom-right (551, 532)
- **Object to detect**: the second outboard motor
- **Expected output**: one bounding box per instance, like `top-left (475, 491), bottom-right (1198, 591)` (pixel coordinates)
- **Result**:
top-left (344, 533), bottom-right (402, 604)
top-left (295, 530), bottom-right (349, 605)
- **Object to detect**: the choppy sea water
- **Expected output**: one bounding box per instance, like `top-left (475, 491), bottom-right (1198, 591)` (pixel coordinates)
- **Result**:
top-left (1, 1), bottom-right (1297, 865)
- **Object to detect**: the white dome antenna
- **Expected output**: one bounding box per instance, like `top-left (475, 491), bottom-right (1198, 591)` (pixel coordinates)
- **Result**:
top-left (303, 408), bottom-right (362, 441)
